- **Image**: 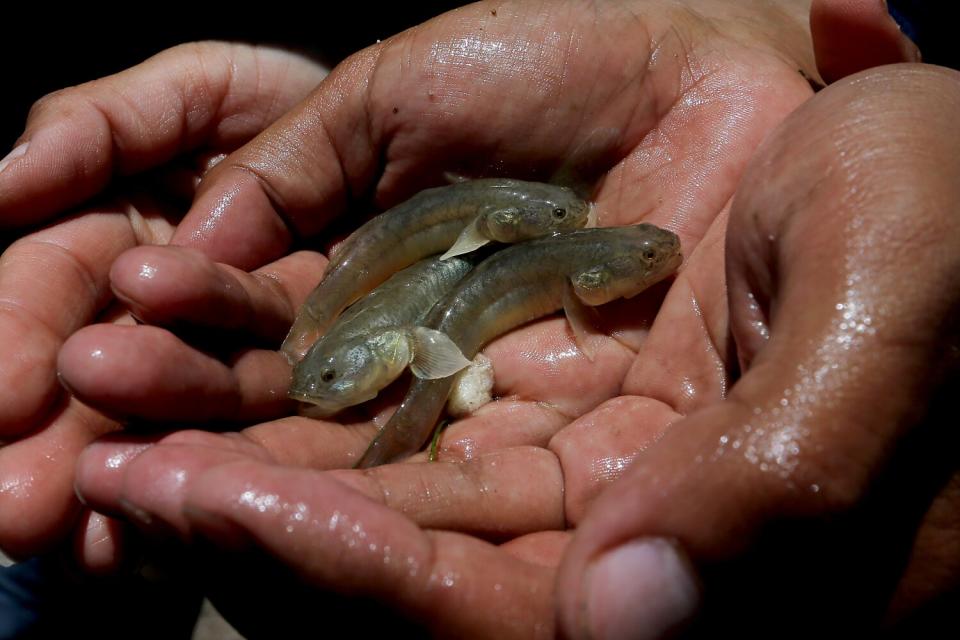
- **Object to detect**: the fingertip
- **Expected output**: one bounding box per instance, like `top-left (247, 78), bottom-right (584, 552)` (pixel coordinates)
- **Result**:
top-left (71, 510), bottom-right (132, 576)
top-left (0, 142), bottom-right (29, 176)
top-left (572, 538), bottom-right (701, 640)
top-left (810, 0), bottom-right (921, 84)
top-left (0, 120), bottom-right (112, 227)
top-left (109, 245), bottom-right (218, 324)
top-left (75, 438), bottom-right (155, 509)
top-left (173, 170), bottom-right (294, 268)
top-left (57, 325), bottom-right (124, 404)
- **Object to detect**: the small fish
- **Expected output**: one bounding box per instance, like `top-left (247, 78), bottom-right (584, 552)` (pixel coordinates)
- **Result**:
top-left (281, 178), bottom-right (592, 360)
top-left (355, 224), bottom-right (683, 468)
top-left (289, 255), bottom-right (475, 416)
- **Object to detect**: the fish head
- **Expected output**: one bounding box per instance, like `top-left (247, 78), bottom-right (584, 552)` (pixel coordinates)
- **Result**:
top-left (480, 183), bottom-right (591, 242)
top-left (573, 224), bottom-right (683, 305)
top-left (289, 329), bottom-right (413, 416)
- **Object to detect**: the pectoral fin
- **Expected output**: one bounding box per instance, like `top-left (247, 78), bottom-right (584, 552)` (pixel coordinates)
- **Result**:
top-left (585, 202), bottom-right (599, 228)
top-left (440, 220), bottom-right (491, 260)
top-left (563, 280), bottom-right (603, 361)
top-left (409, 327), bottom-right (472, 379)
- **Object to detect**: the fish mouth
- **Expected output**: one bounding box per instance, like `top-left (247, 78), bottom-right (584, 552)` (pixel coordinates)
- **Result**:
top-left (650, 250), bottom-right (683, 286)
top-left (290, 387), bottom-right (381, 418)
top-left (289, 390), bottom-right (345, 417)
top-left (663, 249), bottom-right (683, 274)
top-left (296, 400), bottom-right (346, 419)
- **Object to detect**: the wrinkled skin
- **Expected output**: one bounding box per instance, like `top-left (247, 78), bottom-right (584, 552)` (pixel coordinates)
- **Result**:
top-left (0, 43), bottom-right (329, 565)
top-left (3, 0), bottom-right (954, 638)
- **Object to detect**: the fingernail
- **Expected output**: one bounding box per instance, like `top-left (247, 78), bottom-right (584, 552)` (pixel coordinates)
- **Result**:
top-left (585, 538), bottom-right (700, 640)
top-left (0, 142), bottom-right (28, 175)
top-left (119, 497), bottom-right (155, 527)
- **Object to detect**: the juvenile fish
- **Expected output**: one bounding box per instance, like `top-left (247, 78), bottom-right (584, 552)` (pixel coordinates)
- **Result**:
top-left (289, 255), bottom-right (475, 416)
top-left (281, 178), bottom-right (591, 359)
top-left (355, 224), bottom-right (683, 468)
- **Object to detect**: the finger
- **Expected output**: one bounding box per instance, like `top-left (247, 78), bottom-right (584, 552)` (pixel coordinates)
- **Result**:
top-left (0, 200), bottom-right (159, 555)
top-left (326, 446), bottom-right (565, 539)
top-left (0, 201), bottom-right (171, 436)
top-left (557, 65), bottom-right (960, 638)
top-left (618, 207), bottom-right (732, 414)
top-left (810, 0), bottom-right (921, 84)
top-left (70, 510), bottom-right (131, 576)
top-left (74, 420), bottom-right (379, 520)
top-left (80, 426), bottom-right (566, 542)
top-left (549, 396), bottom-right (680, 524)
top-left (171, 2), bottom-right (818, 267)
top-left (168, 46), bottom-right (384, 267)
top-left (183, 460), bottom-right (558, 639)
top-left (481, 318), bottom-right (636, 419)
top-left (58, 324), bottom-right (295, 422)
top-left (74, 437), bottom-right (157, 520)
top-left (431, 399), bottom-right (570, 463)
top-left (0, 398), bottom-right (116, 557)
top-left (500, 530), bottom-right (572, 568)
top-left (0, 43), bottom-right (326, 227)
top-left (109, 245), bottom-right (326, 342)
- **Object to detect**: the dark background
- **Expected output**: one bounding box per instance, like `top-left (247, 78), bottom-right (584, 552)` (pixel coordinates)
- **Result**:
top-left (3, 4), bottom-right (955, 151)
top-left (0, 6), bottom-right (462, 149)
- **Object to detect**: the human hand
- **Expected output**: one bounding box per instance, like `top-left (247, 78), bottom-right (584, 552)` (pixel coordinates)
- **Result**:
top-left (58, 0), bottom-right (836, 634)
top-left (60, 0), bottom-right (823, 425)
top-left (555, 63), bottom-right (960, 637)
top-left (77, 60), bottom-right (960, 638)
top-left (0, 42), bottom-right (327, 564)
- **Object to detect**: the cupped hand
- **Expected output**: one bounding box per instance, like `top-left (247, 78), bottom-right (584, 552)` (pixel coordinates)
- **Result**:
top-left (79, 61), bottom-right (960, 639)
top-left (0, 42), bottom-right (327, 562)
top-left (61, 0), bottom-right (821, 424)
top-left (63, 0), bottom-right (853, 635)
top-left (69, 0), bottom-right (956, 637)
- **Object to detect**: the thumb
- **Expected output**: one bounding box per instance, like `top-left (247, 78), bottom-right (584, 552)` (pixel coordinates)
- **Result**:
top-left (556, 64), bottom-right (960, 638)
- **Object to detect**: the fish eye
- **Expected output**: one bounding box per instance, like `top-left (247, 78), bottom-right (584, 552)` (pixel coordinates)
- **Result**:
top-left (320, 368), bottom-right (336, 383)
top-left (553, 207), bottom-right (567, 219)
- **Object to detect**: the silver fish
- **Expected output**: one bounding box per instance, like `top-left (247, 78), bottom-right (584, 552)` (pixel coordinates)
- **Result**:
top-left (355, 224), bottom-right (683, 468)
top-left (289, 255), bottom-right (474, 416)
top-left (281, 178), bottom-right (592, 359)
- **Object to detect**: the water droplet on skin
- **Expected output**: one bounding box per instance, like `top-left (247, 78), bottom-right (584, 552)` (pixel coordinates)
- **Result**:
top-left (138, 263), bottom-right (157, 280)
top-left (238, 490), bottom-right (280, 514)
